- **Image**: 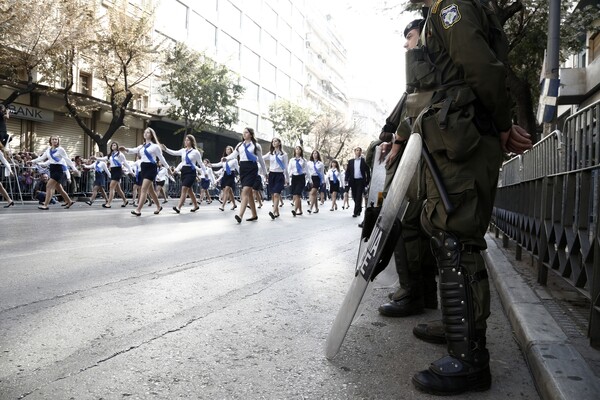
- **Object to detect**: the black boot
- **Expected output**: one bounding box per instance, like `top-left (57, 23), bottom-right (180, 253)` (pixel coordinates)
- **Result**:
top-left (379, 287), bottom-right (424, 317)
top-left (412, 349), bottom-right (491, 395)
top-left (412, 321), bottom-right (446, 344)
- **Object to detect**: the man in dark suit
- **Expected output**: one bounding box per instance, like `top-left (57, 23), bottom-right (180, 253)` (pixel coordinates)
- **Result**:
top-left (344, 146), bottom-right (370, 218)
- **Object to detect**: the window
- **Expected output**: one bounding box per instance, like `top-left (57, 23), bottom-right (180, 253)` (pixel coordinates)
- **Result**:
top-left (263, 5), bottom-right (277, 34)
top-left (219, 32), bottom-right (240, 69)
top-left (278, 21), bottom-right (292, 45)
top-left (196, 0), bottom-right (217, 14)
top-left (277, 70), bottom-right (290, 98)
top-left (262, 33), bottom-right (277, 62)
top-left (590, 32), bottom-right (600, 64)
top-left (291, 56), bottom-right (303, 79)
top-left (189, 12), bottom-right (216, 54)
top-left (220, 0), bottom-right (242, 31)
top-left (242, 47), bottom-right (260, 80)
top-left (238, 109), bottom-right (259, 132)
top-left (290, 80), bottom-right (302, 100)
top-left (244, 16), bottom-right (261, 50)
top-left (156, 0), bottom-right (187, 40)
top-left (240, 78), bottom-right (259, 111)
top-left (260, 87), bottom-right (276, 114)
top-left (260, 116), bottom-right (274, 139)
top-left (278, 44), bottom-right (291, 70)
top-left (79, 73), bottom-right (91, 95)
top-left (261, 61), bottom-right (276, 89)
top-left (292, 32), bottom-right (304, 55)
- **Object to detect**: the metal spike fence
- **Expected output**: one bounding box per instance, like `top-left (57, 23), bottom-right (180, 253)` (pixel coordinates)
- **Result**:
top-left (492, 101), bottom-right (600, 348)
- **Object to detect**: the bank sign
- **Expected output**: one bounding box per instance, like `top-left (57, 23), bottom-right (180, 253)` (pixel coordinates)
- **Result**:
top-left (8, 104), bottom-right (54, 123)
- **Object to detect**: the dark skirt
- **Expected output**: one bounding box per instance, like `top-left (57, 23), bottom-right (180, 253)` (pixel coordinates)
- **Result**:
top-left (239, 161), bottom-right (259, 188)
top-left (94, 173), bottom-right (106, 187)
top-left (156, 180), bottom-right (165, 187)
top-left (49, 164), bottom-right (63, 182)
top-left (291, 174), bottom-right (305, 196)
top-left (329, 179), bottom-right (340, 193)
top-left (221, 173), bottom-right (235, 189)
top-left (181, 166), bottom-right (196, 188)
top-left (140, 162), bottom-right (158, 181)
top-left (268, 171), bottom-right (285, 194)
top-left (135, 173), bottom-right (143, 186)
top-left (310, 175), bottom-right (321, 189)
top-left (200, 178), bottom-right (210, 189)
top-left (110, 166), bottom-right (122, 182)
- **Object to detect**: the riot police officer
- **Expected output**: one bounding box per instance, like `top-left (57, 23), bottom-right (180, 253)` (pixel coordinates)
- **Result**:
top-left (404, 0), bottom-right (532, 395)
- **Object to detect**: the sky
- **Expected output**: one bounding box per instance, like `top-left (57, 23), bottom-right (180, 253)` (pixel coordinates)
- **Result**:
top-left (310, 1), bottom-right (420, 111)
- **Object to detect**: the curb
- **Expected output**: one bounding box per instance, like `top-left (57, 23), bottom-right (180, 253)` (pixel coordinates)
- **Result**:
top-left (484, 235), bottom-right (600, 400)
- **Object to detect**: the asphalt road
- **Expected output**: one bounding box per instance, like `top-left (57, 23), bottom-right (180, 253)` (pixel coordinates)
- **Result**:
top-left (0, 200), bottom-right (539, 399)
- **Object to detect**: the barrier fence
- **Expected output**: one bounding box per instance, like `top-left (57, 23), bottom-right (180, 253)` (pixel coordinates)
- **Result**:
top-left (492, 101), bottom-right (600, 348)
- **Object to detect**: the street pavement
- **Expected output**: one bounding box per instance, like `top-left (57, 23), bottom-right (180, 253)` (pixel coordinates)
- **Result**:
top-left (0, 199), bottom-right (555, 399)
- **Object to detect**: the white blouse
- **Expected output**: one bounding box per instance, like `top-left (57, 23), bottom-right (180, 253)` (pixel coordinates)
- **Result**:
top-left (125, 143), bottom-right (169, 167)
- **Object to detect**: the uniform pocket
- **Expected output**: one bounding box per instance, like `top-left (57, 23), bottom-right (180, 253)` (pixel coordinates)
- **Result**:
top-left (422, 104), bottom-right (481, 162)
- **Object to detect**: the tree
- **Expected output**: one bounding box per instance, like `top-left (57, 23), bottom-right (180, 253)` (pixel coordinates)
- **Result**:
top-left (159, 43), bottom-right (244, 135)
top-left (308, 110), bottom-right (357, 163)
top-left (381, 0), bottom-right (600, 143)
top-left (268, 100), bottom-right (315, 147)
top-left (0, 0), bottom-right (94, 106)
top-left (59, 0), bottom-right (163, 154)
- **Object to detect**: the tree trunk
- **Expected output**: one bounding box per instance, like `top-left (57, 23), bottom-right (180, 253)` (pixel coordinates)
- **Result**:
top-left (507, 68), bottom-right (539, 144)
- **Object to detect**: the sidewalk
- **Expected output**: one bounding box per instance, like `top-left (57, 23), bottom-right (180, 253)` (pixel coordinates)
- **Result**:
top-left (483, 233), bottom-right (600, 400)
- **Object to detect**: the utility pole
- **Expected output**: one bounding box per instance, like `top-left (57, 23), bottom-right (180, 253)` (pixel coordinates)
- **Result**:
top-left (542, 0), bottom-right (561, 138)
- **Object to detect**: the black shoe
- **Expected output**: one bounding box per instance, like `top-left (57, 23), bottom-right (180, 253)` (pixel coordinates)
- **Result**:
top-left (246, 216), bottom-right (258, 221)
top-left (352, 214), bottom-right (357, 218)
top-left (358, 222), bottom-right (364, 228)
top-left (235, 215), bottom-right (242, 223)
top-left (412, 321), bottom-right (446, 344)
top-left (269, 211), bottom-right (276, 220)
top-left (173, 206), bottom-right (180, 214)
top-left (412, 354), bottom-right (491, 395)
top-left (4, 201), bottom-right (14, 208)
top-left (378, 297), bottom-right (424, 317)
top-left (86, 200), bottom-right (93, 206)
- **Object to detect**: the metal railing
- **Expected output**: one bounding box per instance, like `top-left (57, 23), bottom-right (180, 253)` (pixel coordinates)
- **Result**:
top-left (492, 101), bottom-right (600, 348)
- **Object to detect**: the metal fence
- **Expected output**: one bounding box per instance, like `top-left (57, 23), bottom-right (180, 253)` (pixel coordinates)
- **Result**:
top-left (492, 101), bottom-right (600, 348)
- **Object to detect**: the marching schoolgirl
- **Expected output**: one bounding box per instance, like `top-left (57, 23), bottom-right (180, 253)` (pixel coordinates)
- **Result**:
top-left (223, 127), bottom-right (267, 223)
top-left (31, 135), bottom-right (79, 210)
top-left (164, 134), bottom-right (206, 213)
top-left (82, 153), bottom-right (110, 206)
top-left (262, 137), bottom-right (288, 220)
top-left (211, 146), bottom-right (239, 212)
top-left (121, 127), bottom-right (170, 216)
top-left (103, 141), bottom-right (130, 208)
top-left (307, 149), bottom-right (325, 214)
top-left (326, 160), bottom-right (342, 211)
top-left (287, 146), bottom-right (309, 217)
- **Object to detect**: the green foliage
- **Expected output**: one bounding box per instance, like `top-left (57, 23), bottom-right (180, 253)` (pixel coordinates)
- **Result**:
top-left (159, 43), bottom-right (244, 134)
top-left (268, 100), bottom-right (315, 147)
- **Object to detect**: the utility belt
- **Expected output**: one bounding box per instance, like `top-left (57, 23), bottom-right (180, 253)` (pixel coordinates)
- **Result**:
top-left (405, 86), bottom-right (499, 162)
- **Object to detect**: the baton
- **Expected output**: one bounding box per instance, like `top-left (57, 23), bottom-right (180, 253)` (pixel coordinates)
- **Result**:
top-left (421, 144), bottom-right (455, 215)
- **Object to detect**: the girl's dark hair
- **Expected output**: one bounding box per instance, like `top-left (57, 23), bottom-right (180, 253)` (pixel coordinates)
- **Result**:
top-left (331, 160), bottom-right (339, 170)
top-left (110, 141), bottom-right (120, 156)
top-left (294, 146), bottom-right (304, 158)
top-left (185, 134), bottom-right (197, 149)
top-left (309, 150), bottom-right (321, 162)
top-left (237, 127), bottom-right (259, 154)
top-left (222, 145), bottom-right (234, 158)
top-left (269, 138), bottom-right (282, 155)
